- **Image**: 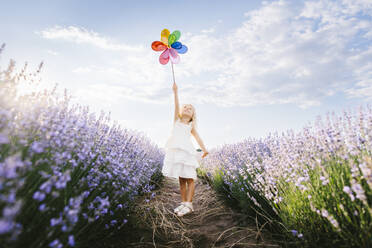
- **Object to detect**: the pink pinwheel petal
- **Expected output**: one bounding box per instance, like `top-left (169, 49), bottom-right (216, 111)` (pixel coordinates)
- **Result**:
top-left (169, 47), bottom-right (178, 57)
top-left (159, 56), bottom-right (169, 65)
top-left (160, 48), bottom-right (169, 59)
top-left (170, 54), bottom-right (180, 64)
top-left (159, 49), bottom-right (170, 65)
top-left (169, 48), bottom-right (180, 64)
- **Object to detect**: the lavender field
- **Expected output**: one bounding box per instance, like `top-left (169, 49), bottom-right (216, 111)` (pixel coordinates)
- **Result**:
top-left (199, 103), bottom-right (371, 247)
top-left (1, 41), bottom-right (371, 248)
top-left (0, 44), bottom-right (164, 247)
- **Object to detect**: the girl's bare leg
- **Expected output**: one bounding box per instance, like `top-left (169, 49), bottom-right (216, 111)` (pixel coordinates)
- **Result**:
top-left (185, 178), bottom-right (195, 202)
top-left (179, 177), bottom-right (188, 202)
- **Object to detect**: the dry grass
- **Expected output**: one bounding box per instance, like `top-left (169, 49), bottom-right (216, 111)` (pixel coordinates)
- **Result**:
top-left (127, 177), bottom-right (280, 248)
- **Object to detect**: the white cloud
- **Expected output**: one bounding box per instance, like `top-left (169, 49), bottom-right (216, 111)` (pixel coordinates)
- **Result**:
top-left (37, 25), bottom-right (173, 105)
top-left (201, 27), bottom-right (215, 33)
top-left (345, 85), bottom-right (372, 101)
top-left (38, 0), bottom-right (372, 109)
top-left (73, 83), bottom-right (169, 108)
top-left (72, 66), bottom-right (92, 73)
top-left (37, 25), bottom-right (144, 52)
top-left (180, 0), bottom-right (372, 108)
top-left (46, 50), bottom-right (59, 56)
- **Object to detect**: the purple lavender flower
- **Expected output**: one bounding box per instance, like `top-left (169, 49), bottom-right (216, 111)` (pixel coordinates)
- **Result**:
top-left (68, 235), bottom-right (75, 247)
top-left (31, 141), bottom-right (44, 153)
top-left (33, 191), bottom-right (46, 202)
top-left (39, 204), bottom-right (46, 212)
top-left (0, 132), bottom-right (9, 144)
top-left (291, 229), bottom-right (298, 236)
top-left (50, 216), bottom-right (62, 227)
top-left (49, 239), bottom-right (62, 248)
top-left (0, 219), bottom-right (14, 234)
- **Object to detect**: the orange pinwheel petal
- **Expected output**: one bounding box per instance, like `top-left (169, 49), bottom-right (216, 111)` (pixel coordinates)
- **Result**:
top-left (151, 41), bottom-right (167, 51)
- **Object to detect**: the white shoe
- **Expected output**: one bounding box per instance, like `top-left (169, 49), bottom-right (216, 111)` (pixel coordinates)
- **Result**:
top-left (174, 202), bottom-right (186, 213)
top-left (177, 202), bottom-right (193, 217)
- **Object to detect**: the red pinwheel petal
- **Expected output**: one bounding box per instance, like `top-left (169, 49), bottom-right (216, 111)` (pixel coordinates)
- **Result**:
top-left (151, 41), bottom-right (167, 51)
top-left (160, 48), bottom-right (169, 59)
top-left (159, 56), bottom-right (170, 65)
top-left (169, 48), bottom-right (180, 64)
top-left (159, 49), bottom-right (170, 65)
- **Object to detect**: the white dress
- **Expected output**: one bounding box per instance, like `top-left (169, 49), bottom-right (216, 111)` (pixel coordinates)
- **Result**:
top-left (162, 119), bottom-right (200, 180)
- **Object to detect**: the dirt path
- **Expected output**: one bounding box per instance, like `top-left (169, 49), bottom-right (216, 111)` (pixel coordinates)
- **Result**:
top-left (124, 176), bottom-right (279, 248)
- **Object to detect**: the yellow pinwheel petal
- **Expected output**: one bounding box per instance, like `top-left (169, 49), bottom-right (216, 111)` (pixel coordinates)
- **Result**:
top-left (161, 29), bottom-right (170, 45)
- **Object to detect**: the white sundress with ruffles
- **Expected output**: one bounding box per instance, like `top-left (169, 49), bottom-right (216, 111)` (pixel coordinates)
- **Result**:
top-left (162, 119), bottom-right (200, 180)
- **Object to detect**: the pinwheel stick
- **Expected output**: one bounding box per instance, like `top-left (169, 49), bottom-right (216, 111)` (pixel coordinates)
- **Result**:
top-left (171, 62), bottom-right (176, 83)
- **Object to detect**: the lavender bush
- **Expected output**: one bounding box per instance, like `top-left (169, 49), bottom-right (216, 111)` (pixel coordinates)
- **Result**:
top-left (0, 44), bottom-right (164, 248)
top-left (200, 105), bottom-right (371, 247)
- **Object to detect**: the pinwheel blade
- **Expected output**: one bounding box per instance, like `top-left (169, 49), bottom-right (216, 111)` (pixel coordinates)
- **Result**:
top-left (171, 30), bottom-right (181, 42)
top-left (151, 41), bottom-right (167, 51)
top-left (171, 41), bottom-right (182, 49)
top-left (176, 44), bottom-right (188, 54)
top-left (169, 48), bottom-right (180, 64)
top-left (168, 34), bottom-right (177, 46)
top-left (161, 29), bottom-right (170, 45)
top-left (159, 49), bottom-right (170, 65)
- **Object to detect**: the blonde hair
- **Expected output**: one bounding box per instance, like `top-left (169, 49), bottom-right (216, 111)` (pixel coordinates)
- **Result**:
top-left (178, 104), bottom-right (197, 130)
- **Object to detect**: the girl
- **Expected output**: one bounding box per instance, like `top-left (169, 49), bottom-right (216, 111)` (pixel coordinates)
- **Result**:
top-left (162, 81), bottom-right (209, 217)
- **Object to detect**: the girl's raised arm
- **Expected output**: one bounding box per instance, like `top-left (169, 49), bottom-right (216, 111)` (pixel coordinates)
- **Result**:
top-left (173, 82), bottom-right (180, 122)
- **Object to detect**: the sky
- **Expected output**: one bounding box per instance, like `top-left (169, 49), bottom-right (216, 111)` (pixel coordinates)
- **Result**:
top-left (0, 0), bottom-right (371, 151)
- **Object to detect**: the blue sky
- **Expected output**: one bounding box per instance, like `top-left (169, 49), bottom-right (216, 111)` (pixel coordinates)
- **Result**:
top-left (1, 0), bottom-right (371, 151)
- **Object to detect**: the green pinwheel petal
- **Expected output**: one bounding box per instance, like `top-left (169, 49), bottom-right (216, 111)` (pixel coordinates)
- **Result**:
top-left (168, 34), bottom-right (177, 45)
top-left (172, 30), bottom-right (181, 41)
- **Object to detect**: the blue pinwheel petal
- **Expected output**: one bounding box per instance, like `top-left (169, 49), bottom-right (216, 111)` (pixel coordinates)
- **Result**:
top-left (176, 44), bottom-right (188, 54)
top-left (171, 41), bottom-right (182, 49)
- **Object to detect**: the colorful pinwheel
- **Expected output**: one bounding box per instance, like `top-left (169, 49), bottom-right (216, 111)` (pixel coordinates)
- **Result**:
top-left (151, 29), bottom-right (188, 65)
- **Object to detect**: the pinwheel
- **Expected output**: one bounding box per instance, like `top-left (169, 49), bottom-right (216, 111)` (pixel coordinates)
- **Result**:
top-left (151, 29), bottom-right (188, 82)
